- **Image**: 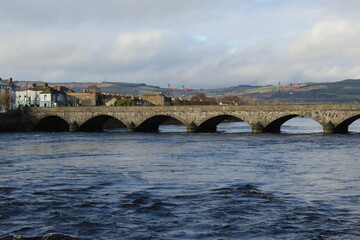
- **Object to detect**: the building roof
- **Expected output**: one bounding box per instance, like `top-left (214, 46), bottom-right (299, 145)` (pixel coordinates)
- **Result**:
top-left (0, 80), bottom-right (8, 86)
top-left (0, 78), bottom-right (19, 90)
top-left (27, 83), bottom-right (63, 94)
top-left (2, 79), bottom-right (11, 84)
top-left (41, 87), bottom-right (62, 94)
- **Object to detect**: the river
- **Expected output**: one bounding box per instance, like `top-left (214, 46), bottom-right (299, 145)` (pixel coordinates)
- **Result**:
top-left (0, 118), bottom-right (359, 239)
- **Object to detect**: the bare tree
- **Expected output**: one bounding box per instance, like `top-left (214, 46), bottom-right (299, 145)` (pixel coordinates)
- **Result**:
top-left (0, 91), bottom-right (10, 110)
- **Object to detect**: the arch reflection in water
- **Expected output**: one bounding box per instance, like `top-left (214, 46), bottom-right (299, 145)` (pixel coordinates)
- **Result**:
top-left (281, 117), bottom-right (322, 134)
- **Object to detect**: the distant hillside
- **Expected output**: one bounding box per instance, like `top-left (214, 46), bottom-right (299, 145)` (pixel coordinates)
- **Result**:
top-left (15, 81), bottom-right (164, 96)
top-left (14, 79), bottom-right (360, 103)
top-left (242, 79), bottom-right (360, 103)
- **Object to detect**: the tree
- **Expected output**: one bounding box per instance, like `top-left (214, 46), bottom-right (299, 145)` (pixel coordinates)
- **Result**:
top-left (0, 91), bottom-right (10, 110)
top-left (115, 98), bottom-right (135, 106)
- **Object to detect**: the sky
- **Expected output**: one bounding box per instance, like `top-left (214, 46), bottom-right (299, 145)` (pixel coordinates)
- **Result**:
top-left (0, 0), bottom-right (360, 88)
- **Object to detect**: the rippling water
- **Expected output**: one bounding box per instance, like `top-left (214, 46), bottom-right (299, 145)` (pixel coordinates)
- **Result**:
top-left (0, 119), bottom-right (359, 239)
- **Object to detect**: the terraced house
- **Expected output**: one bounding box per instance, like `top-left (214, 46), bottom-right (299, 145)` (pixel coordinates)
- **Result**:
top-left (16, 83), bottom-right (67, 107)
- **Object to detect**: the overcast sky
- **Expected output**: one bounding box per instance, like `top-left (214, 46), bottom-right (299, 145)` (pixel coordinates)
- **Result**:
top-left (1, 0), bottom-right (359, 88)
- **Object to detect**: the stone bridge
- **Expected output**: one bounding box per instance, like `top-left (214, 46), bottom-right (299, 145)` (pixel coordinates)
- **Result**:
top-left (10, 104), bottom-right (360, 134)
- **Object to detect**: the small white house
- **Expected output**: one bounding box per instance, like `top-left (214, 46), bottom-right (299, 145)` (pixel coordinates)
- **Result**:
top-left (16, 83), bottom-right (67, 107)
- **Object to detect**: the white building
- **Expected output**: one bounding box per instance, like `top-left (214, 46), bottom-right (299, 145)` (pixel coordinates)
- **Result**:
top-left (16, 83), bottom-right (67, 107)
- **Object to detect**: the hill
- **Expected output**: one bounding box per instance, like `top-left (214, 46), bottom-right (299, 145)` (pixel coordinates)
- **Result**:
top-left (241, 79), bottom-right (360, 103)
top-left (14, 79), bottom-right (360, 103)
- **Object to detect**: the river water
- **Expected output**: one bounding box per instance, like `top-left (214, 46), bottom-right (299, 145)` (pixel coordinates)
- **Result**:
top-left (0, 119), bottom-right (359, 239)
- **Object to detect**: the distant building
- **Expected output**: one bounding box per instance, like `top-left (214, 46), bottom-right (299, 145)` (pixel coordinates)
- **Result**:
top-left (66, 92), bottom-right (104, 106)
top-left (65, 84), bottom-right (104, 106)
top-left (65, 85), bottom-right (141, 106)
top-left (0, 78), bottom-right (20, 111)
top-left (16, 83), bottom-right (67, 107)
top-left (83, 84), bottom-right (100, 94)
top-left (141, 92), bottom-right (172, 106)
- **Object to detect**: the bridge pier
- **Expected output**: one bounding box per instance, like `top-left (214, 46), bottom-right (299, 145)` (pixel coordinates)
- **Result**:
top-left (323, 121), bottom-right (335, 134)
top-left (69, 121), bottom-right (79, 132)
top-left (187, 122), bottom-right (198, 133)
top-left (127, 122), bottom-right (136, 132)
top-left (252, 122), bottom-right (265, 134)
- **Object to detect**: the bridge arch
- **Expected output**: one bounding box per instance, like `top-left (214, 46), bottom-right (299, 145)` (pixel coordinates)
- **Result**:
top-left (78, 115), bottom-right (126, 132)
top-left (197, 115), bottom-right (250, 133)
top-left (264, 115), bottom-right (322, 133)
top-left (34, 116), bottom-right (70, 132)
top-left (335, 114), bottom-right (360, 133)
top-left (136, 115), bottom-right (186, 133)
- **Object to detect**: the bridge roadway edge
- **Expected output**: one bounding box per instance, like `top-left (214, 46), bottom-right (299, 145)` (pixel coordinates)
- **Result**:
top-left (0, 104), bottom-right (359, 134)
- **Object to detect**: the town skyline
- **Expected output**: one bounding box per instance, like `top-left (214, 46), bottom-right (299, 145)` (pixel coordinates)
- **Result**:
top-left (8, 77), bottom-right (360, 104)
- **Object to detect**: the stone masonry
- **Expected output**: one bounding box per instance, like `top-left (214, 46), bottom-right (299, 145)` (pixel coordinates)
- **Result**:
top-left (1, 104), bottom-right (356, 134)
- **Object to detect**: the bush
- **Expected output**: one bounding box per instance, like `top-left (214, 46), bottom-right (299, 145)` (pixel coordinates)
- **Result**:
top-left (115, 98), bottom-right (135, 106)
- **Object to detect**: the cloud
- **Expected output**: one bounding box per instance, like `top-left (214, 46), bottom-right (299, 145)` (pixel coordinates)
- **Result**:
top-left (285, 20), bottom-right (360, 81)
top-left (0, 0), bottom-right (211, 28)
top-left (0, 0), bottom-right (360, 88)
top-left (288, 20), bottom-right (360, 62)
